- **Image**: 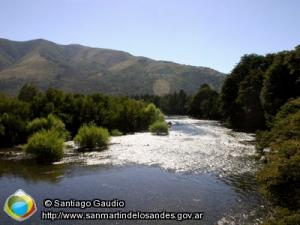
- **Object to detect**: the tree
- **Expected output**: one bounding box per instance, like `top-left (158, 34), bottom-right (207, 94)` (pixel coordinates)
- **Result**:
top-left (188, 84), bottom-right (220, 119)
top-left (236, 69), bottom-right (266, 130)
top-left (0, 94), bottom-right (30, 147)
top-left (18, 84), bottom-right (40, 102)
top-left (261, 49), bottom-right (300, 125)
top-left (220, 54), bottom-right (272, 130)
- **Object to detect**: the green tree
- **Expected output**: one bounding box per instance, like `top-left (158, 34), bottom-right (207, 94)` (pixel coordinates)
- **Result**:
top-left (220, 54), bottom-right (273, 130)
top-left (236, 69), bottom-right (266, 130)
top-left (0, 94), bottom-right (30, 147)
top-left (188, 84), bottom-right (220, 119)
top-left (261, 48), bottom-right (300, 124)
top-left (18, 83), bottom-right (40, 102)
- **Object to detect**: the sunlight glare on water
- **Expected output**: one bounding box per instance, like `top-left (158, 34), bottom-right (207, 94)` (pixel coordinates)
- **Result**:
top-left (62, 117), bottom-right (257, 176)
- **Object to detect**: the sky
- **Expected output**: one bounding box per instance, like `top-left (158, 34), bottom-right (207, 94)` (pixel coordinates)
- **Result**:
top-left (0, 0), bottom-right (299, 73)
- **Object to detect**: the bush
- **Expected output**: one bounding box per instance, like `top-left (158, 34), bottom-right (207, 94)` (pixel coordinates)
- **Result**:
top-left (256, 130), bottom-right (272, 150)
top-left (256, 99), bottom-right (300, 149)
top-left (24, 130), bottom-right (64, 163)
top-left (149, 121), bottom-right (169, 135)
top-left (27, 114), bottom-right (68, 139)
top-left (74, 124), bottom-right (110, 150)
top-left (257, 101), bottom-right (300, 209)
top-left (262, 208), bottom-right (300, 225)
top-left (274, 98), bottom-right (300, 123)
top-left (143, 103), bottom-right (164, 125)
top-left (111, 129), bottom-right (123, 136)
top-left (27, 117), bottom-right (49, 133)
top-left (47, 114), bottom-right (68, 138)
top-left (257, 140), bottom-right (300, 208)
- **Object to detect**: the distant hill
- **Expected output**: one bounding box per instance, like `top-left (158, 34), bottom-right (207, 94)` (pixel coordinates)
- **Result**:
top-left (0, 38), bottom-right (225, 95)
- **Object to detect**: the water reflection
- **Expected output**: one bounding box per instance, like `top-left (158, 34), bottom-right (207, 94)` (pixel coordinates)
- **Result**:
top-left (0, 158), bottom-right (67, 183)
top-left (0, 117), bottom-right (268, 225)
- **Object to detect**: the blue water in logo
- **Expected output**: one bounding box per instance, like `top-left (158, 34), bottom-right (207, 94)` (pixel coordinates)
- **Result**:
top-left (11, 201), bottom-right (28, 216)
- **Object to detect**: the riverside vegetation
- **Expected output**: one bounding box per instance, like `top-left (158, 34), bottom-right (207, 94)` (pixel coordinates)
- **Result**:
top-left (0, 86), bottom-right (167, 162)
top-left (74, 123), bottom-right (110, 151)
top-left (136, 45), bottom-right (300, 224)
top-left (219, 46), bottom-right (300, 225)
top-left (0, 45), bottom-right (299, 224)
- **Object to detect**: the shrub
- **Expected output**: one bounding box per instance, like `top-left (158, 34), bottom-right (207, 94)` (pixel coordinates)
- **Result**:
top-left (256, 130), bottom-right (272, 150)
top-left (143, 103), bottom-right (164, 125)
top-left (257, 98), bottom-right (300, 224)
top-left (27, 114), bottom-right (68, 139)
top-left (111, 129), bottom-right (123, 136)
top-left (256, 99), bottom-right (300, 149)
top-left (274, 98), bottom-right (300, 123)
top-left (149, 121), bottom-right (169, 135)
top-left (257, 140), bottom-right (300, 209)
top-left (24, 129), bottom-right (64, 163)
top-left (27, 117), bottom-right (49, 133)
top-left (47, 114), bottom-right (68, 138)
top-left (74, 124), bottom-right (110, 150)
top-left (262, 208), bottom-right (300, 225)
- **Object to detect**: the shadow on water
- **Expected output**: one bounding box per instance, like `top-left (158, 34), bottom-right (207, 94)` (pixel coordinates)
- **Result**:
top-left (0, 148), bottom-right (117, 183)
top-left (0, 158), bottom-right (67, 183)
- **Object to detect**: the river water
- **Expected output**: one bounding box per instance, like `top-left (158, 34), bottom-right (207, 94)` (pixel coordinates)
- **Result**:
top-left (0, 117), bottom-right (268, 225)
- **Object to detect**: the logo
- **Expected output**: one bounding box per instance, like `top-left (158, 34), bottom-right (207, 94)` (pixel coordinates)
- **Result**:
top-left (4, 189), bottom-right (37, 221)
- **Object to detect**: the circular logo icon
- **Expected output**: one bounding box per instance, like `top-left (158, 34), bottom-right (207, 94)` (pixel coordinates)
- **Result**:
top-left (4, 189), bottom-right (37, 221)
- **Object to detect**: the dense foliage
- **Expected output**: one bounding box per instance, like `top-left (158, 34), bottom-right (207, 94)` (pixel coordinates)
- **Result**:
top-left (24, 129), bottom-right (64, 163)
top-left (27, 114), bottom-right (68, 138)
top-left (188, 84), bottom-right (220, 119)
top-left (220, 46), bottom-right (300, 224)
top-left (262, 208), bottom-right (300, 225)
top-left (74, 124), bottom-right (110, 150)
top-left (135, 86), bottom-right (220, 119)
top-left (134, 90), bottom-right (188, 115)
top-left (220, 46), bottom-right (300, 131)
top-left (0, 94), bottom-right (30, 147)
top-left (0, 85), bottom-right (164, 148)
top-left (149, 121), bottom-right (169, 135)
top-left (257, 99), bottom-right (300, 209)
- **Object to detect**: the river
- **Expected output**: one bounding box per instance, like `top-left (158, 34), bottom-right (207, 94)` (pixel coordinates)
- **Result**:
top-left (0, 117), bottom-right (269, 225)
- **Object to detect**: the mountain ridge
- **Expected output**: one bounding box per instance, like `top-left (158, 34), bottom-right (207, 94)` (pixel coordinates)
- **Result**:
top-left (0, 38), bottom-right (225, 95)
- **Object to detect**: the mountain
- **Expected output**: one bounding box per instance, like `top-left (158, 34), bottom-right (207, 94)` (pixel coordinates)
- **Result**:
top-left (0, 38), bottom-right (225, 96)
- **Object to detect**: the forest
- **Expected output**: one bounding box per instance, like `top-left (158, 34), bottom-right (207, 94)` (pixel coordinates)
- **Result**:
top-left (220, 46), bottom-right (300, 225)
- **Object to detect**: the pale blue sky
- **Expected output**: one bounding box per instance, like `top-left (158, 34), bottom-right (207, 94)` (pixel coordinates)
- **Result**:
top-left (1, 0), bottom-right (299, 73)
